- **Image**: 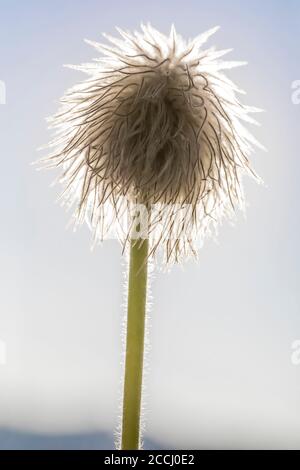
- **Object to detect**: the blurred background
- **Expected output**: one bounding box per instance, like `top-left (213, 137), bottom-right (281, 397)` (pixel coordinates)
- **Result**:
top-left (0, 0), bottom-right (300, 450)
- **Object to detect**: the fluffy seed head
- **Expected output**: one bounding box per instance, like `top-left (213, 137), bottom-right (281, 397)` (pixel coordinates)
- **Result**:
top-left (41, 24), bottom-right (262, 263)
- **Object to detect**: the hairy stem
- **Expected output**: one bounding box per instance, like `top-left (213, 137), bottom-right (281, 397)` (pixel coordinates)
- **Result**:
top-left (121, 238), bottom-right (149, 450)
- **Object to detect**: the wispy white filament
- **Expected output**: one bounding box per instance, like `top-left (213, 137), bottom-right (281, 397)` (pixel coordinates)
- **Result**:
top-left (41, 24), bottom-right (262, 263)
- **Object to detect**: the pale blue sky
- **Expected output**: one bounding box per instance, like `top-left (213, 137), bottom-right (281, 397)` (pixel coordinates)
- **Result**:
top-left (0, 0), bottom-right (300, 449)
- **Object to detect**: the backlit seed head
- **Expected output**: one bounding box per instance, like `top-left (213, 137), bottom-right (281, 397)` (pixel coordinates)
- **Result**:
top-left (41, 24), bottom-right (262, 263)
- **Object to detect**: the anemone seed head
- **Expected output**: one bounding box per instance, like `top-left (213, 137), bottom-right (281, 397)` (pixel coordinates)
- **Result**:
top-left (42, 24), bottom-right (262, 263)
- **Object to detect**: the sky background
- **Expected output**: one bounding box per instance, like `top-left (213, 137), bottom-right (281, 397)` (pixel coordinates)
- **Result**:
top-left (0, 0), bottom-right (300, 449)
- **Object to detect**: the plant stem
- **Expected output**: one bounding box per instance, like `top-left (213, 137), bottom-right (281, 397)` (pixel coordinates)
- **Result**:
top-left (121, 237), bottom-right (149, 450)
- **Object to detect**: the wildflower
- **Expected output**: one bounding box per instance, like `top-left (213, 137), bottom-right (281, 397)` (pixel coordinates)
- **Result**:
top-left (40, 25), bottom-right (262, 450)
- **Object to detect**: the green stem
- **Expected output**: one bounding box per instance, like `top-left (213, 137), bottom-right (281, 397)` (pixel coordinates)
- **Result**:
top-left (121, 237), bottom-right (149, 450)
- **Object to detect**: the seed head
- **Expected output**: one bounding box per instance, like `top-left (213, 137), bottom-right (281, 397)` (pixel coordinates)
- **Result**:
top-left (41, 24), bottom-right (262, 263)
